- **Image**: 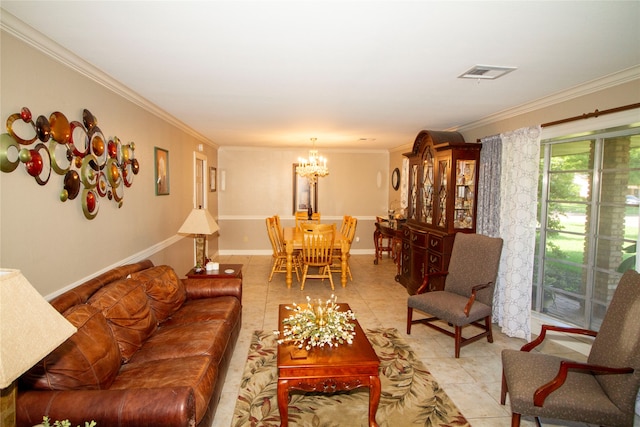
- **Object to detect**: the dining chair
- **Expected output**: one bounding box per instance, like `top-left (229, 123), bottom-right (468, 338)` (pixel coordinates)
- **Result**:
top-left (273, 214), bottom-right (284, 242)
top-left (300, 223), bottom-right (335, 290)
top-left (501, 269), bottom-right (640, 427)
top-left (407, 232), bottom-right (503, 358)
top-left (295, 211), bottom-right (320, 230)
top-left (339, 215), bottom-right (351, 235)
top-left (332, 216), bottom-right (357, 281)
top-left (266, 216), bottom-right (301, 282)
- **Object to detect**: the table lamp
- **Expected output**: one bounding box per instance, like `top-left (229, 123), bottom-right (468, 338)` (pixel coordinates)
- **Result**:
top-left (0, 269), bottom-right (77, 427)
top-left (178, 207), bottom-right (219, 268)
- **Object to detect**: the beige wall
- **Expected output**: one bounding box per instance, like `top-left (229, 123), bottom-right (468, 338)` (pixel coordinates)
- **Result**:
top-left (0, 31), bottom-right (218, 296)
top-left (217, 147), bottom-right (390, 254)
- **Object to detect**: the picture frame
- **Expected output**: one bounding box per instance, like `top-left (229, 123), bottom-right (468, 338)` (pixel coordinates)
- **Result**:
top-left (292, 163), bottom-right (318, 214)
top-left (209, 167), bottom-right (217, 192)
top-left (154, 147), bottom-right (169, 195)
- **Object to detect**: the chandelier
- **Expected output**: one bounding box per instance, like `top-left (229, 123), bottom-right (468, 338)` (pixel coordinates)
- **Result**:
top-left (296, 138), bottom-right (329, 184)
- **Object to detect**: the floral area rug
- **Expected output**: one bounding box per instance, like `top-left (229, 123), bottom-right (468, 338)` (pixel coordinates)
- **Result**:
top-left (231, 328), bottom-right (470, 427)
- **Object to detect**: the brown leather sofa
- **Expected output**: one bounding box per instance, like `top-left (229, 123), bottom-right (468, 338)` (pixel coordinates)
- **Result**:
top-left (16, 260), bottom-right (242, 427)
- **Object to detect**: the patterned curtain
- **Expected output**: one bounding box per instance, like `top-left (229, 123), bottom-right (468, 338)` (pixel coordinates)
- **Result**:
top-left (493, 126), bottom-right (541, 340)
top-left (477, 135), bottom-right (502, 237)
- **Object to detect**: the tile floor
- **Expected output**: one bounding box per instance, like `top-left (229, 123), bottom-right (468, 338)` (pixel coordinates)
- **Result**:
top-left (211, 254), bottom-right (637, 427)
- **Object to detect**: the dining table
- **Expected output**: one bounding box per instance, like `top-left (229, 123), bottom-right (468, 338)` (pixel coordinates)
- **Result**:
top-left (283, 226), bottom-right (349, 288)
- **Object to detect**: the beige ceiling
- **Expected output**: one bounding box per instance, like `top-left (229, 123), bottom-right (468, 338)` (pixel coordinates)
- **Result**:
top-left (1, 1), bottom-right (639, 150)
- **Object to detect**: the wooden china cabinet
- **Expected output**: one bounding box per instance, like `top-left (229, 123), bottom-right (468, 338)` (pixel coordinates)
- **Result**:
top-left (397, 130), bottom-right (482, 295)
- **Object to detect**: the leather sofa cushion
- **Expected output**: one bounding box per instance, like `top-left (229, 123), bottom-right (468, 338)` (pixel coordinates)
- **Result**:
top-left (128, 320), bottom-right (233, 365)
top-left (130, 265), bottom-right (186, 323)
top-left (22, 304), bottom-right (121, 390)
top-left (163, 296), bottom-right (241, 327)
top-left (111, 355), bottom-right (217, 424)
top-left (89, 279), bottom-right (157, 362)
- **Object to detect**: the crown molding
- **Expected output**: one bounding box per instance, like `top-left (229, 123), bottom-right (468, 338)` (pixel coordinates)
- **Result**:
top-left (1, 9), bottom-right (216, 147)
top-left (455, 65), bottom-right (640, 132)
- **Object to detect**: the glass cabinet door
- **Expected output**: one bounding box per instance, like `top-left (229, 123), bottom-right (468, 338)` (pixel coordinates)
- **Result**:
top-left (454, 159), bottom-right (476, 229)
top-left (409, 163), bottom-right (418, 220)
top-left (437, 158), bottom-right (449, 228)
top-left (421, 148), bottom-right (434, 224)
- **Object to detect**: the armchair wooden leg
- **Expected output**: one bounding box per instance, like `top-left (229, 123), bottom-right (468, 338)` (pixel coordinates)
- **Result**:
top-left (407, 307), bottom-right (413, 334)
top-left (454, 326), bottom-right (462, 358)
top-left (485, 316), bottom-right (494, 343)
top-left (500, 371), bottom-right (507, 404)
top-left (511, 413), bottom-right (521, 427)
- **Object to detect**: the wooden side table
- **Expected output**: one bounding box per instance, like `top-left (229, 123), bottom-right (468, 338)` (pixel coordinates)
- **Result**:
top-left (186, 264), bottom-right (243, 279)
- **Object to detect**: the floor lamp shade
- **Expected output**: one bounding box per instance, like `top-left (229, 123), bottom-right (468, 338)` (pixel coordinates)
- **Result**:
top-left (178, 208), bottom-right (219, 267)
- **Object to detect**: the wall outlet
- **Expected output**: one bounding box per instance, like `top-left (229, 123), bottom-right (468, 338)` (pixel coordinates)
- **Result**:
top-left (355, 236), bottom-right (360, 242)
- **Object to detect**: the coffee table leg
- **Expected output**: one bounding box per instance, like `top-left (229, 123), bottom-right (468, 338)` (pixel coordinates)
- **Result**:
top-left (277, 379), bottom-right (289, 426)
top-left (368, 375), bottom-right (381, 427)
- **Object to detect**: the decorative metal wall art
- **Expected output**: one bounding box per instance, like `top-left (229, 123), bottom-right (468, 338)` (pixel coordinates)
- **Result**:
top-left (1, 107), bottom-right (139, 219)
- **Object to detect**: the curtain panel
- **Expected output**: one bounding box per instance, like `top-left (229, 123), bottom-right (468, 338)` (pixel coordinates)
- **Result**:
top-left (478, 127), bottom-right (541, 340)
top-left (477, 135), bottom-right (502, 237)
top-left (496, 126), bottom-right (541, 340)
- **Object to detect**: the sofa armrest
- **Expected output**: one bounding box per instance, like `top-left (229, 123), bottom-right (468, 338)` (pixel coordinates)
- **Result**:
top-left (17, 387), bottom-right (196, 427)
top-left (182, 277), bottom-right (242, 301)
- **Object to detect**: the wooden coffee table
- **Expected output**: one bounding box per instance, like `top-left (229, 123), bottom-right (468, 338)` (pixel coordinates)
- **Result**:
top-left (276, 303), bottom-right (381, 427)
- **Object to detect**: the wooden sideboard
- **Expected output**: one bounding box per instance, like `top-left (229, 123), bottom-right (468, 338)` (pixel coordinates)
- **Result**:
top-left (397, 130), bottom-right (482, 295)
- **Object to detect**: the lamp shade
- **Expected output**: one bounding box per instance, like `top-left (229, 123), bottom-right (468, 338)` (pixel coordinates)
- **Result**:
top-left (178, 208), bottom-right (219, 236)
top-left (0, 269), bottom-right (77, 388)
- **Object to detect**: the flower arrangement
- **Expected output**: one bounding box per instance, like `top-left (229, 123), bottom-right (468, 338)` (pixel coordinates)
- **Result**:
top-left (38, 417), bottom-right (96, 427)
top-left (276, 295), bottom-right (356, 350)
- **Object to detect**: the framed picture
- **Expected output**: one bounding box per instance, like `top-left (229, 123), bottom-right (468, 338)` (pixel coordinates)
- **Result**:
top-left (154, 147), bottom-right (169, 195)
top-left (292, 163), bottom-right (318, 214)
top-left (209, 167), bottom-right (217, 192)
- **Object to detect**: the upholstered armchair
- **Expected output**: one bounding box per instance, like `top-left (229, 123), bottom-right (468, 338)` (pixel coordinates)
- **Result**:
top-left (407, 233), bottom-right (503, 358)
top-left (501, 269), bottom-right (640, 427)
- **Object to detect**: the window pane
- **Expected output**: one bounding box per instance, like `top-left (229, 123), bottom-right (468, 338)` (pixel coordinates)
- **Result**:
top-left (545, 202), bottom-right (588, 233)
top-left (597, 204), bottom-right (639, 241)
top-left (542, 260), bottom-right (587, 296)
top-left (542, 261), bottom-right (586, 325)
top-left (545, 230), bottom-right (588, 271)
top-left (591, 270), bottom-right (624, 330)
top-left (532, 230), bottom-right (541, 311)
top-left (602, 134), bottom-right (640, 170)
top-left (549, 140), bottom-right (594, 171)
top-left (595, 236), bottom-right (629, 274)
top-left (543, 291), bottom-right (586, 326)
top-left (549, 172), bottom-right (591, 202)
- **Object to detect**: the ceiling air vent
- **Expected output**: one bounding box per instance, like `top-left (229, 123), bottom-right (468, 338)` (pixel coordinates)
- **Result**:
top-left (458, 65), bottom-right (517, 80)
